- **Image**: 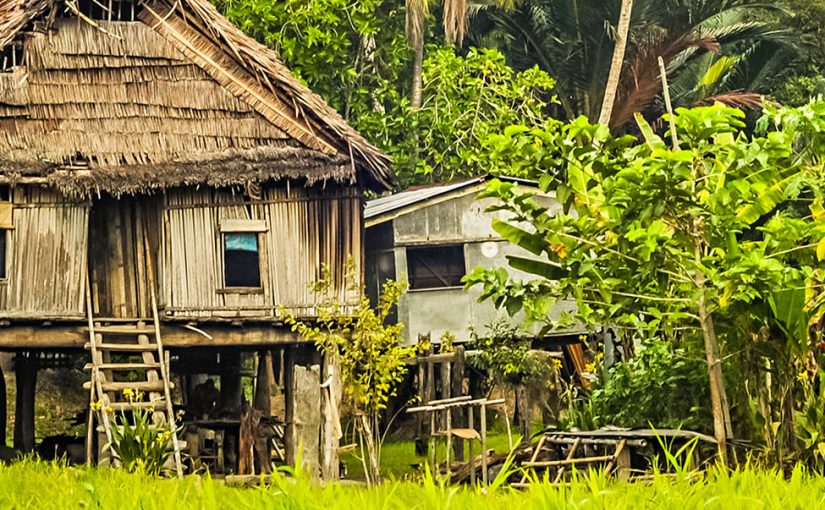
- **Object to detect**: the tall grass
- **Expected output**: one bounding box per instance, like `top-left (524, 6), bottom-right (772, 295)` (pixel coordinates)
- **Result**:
top-left (2, 458), bottom-right (825, 509)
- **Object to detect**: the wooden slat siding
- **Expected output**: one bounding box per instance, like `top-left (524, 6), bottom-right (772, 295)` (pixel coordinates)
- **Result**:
top-left (0, 186), bottom-right (88, 317)
top-left (161, 183), bottom-right (362, 319)
top-left (88, 196), bottom-right (162, 319)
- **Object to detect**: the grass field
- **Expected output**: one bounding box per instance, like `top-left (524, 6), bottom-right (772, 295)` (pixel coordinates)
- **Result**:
top-left (3, 459), bottom-right (825, 509)
top-left (341, 430), bottom-right (521, 479)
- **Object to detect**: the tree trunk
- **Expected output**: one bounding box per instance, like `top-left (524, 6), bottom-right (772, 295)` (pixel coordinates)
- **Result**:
top-left (694, 232), bottom-right (731, 463)
top-left (597, 0), bottom-right (634, 126)
top-left (359, 413), bottom-right (381, 485)
top-left (410, 37), bottom-right (424, 111)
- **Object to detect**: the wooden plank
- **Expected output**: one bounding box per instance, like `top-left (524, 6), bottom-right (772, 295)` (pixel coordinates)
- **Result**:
top-left (83, 380), bottom-right (169, 392)
top-left (85, 343), bottom-right (159, 352)
top-left (83, 362), bottom-right (161, 371)
top-left (219, 219), bottom-right (267, 232)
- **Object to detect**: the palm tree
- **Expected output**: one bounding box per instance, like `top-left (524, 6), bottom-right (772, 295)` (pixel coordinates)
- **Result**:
top-left (474, 0), bottom-right (802, 130)
top-left (406, 0), bottom-right (510, 109)
top-left (598, 0), bottom-right (633, 126)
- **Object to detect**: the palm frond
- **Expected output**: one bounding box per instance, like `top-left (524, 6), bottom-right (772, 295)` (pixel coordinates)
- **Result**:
top-left (444, 0), bottom-right (470, 44)
top-left (695, 90), bottom-right (766, 109)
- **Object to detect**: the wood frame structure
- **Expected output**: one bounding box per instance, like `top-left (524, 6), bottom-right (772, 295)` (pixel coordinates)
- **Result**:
top-left (0, 0), bottom-right (391, 479)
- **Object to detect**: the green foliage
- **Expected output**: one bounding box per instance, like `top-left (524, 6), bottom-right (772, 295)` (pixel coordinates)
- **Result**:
top-left (105, 390), bottom-right (178, 476)
top-left (467, 101), bottom-right (825, 463)
top-left (283, 260), bottom-right (418, 416)
top-left (282, 258), bottom-right (424, 483)
top-left (216, 0), bottom-right (410, 122)
top-left (468, 320), bottom-right (553, 387)
top-left (573, 339), bottom-right (712, 433)
top-left (476, 0), bottom-right (803, 128)
top-left (12, 458), bottom-right (825, 508)
top-left (794, 373), bottom-right (825, 473)
top-left (363, 47), bottom-right (556, 186)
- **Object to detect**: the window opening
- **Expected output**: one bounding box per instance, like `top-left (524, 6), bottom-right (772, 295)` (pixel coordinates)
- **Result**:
top-left (223, 232), bottom-right (261, 288)
top-left (406, 245), bottom-right (465, 290)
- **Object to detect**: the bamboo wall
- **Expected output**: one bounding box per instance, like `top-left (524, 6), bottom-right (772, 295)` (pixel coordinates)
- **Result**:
top-left (0, 186), bottom-right (88, 318)
top-left (161, 183), bottom-right (362, 319)
top-left (89, 195), bottom-right (162, 318)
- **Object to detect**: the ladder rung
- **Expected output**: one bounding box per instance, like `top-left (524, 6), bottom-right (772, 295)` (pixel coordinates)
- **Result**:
top-left (94, 317), bottom-right (153, 323)
top-left (88, 325), bottom-right (156, 335)
top-left (84, 381), bottom-right (171, 392)
top-left (106, 400), bottom-right (168, 411)
top-left (84, 362), bottom-right (161, 371)
top-left (84, 343), bottom-right (158, 352)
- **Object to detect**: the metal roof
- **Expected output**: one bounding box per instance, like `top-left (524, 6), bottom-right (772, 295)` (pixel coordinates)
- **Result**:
top-left (365, 175), bottom-right (539, 223)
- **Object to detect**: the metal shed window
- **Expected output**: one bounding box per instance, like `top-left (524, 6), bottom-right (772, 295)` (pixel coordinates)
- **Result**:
top-left (406, 245), bottom-right (465, 290)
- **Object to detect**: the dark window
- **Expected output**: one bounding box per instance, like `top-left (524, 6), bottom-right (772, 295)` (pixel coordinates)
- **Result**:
top-left (0, 230), bottom-right (7, 279)
top-left (223, 233), bottom-right (261, 288)
top-left (407, 245), bottom-right (465, 290)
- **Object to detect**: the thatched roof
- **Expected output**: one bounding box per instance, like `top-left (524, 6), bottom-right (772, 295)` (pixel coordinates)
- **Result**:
top-left (0, 0), bottom-right (393, 194)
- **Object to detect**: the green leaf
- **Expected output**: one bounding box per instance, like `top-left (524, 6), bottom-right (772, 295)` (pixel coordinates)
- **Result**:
top-left (492, 218), bottom-right (545, 255)
top-left (736, 175), bottom-right (793, 225)
top-left (506, 256), bottom-right (565, 280)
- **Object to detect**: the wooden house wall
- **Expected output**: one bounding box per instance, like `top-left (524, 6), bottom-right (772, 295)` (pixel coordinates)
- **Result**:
top-left (0, 186), bottom-right (88, 318)
top-left (161, 183), bottom-right (362, 319)
top-left (89, 195), bottom-right (162, 319)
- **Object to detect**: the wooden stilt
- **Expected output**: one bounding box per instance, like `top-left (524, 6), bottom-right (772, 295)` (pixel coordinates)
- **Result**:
top-left (283, 346), bottom-right (296, 465)
top-left (0, 362), bottom-right (6, 446)
top-left (13, 352), bottom-right (37, 452)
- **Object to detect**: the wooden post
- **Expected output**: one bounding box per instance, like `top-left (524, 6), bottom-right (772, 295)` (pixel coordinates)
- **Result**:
top-left (220, 350), bottom-right (243, 472)
top-left (321, 353), bottom-right (341, 481)
top-left (439, 358), bottom-right (450, 435)
top-left (0, 362), bottom-right (6, 446)
top-left (429, 409), bottom-right (437, 477)
top-left (516, 384), bottom-right (531, 443)
top-left (13, 352), bottom-right (37, 452)
top-left (468, 408), bottom-right (475, 485)
top-left (292, 362), bottom-right (322, 479)
top-left (451, 346), bottom-right (465, 461)
top-left (254, 351), bottom-right (272, 415)
top-left (271, 348), bottom-right (283, 388)
top-left (480, 403), bottom-right (488, 485)
top-left (283, 346), bottom-right (296, 465)
top-left (220, 350), bottom-right (243, 409)
top-left (415, 358), bottom-right (427, 455)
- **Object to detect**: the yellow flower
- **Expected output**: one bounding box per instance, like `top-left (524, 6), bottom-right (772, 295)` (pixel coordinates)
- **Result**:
top-left (578, 334), bottom-right (587, 341)
top-left (90, 400), bottom-right (102, 411)
top-left (123, 388), bottom-right (134, 399)
top-left (798, 370), bottom-right (810, 383)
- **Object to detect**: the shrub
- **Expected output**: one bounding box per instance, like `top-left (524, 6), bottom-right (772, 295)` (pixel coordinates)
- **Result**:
top-left (103, 390), bottom-right (178, 476)
top-left (571, 339), bottom-right (712, 433)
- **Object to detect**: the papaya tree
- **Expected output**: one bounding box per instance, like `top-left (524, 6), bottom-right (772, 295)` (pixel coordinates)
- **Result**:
top-left (466, 102), bottom-right (825, 462)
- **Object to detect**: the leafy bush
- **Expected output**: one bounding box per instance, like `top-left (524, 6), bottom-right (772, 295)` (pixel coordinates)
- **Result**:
top-left (468, 320), bottom-right (552, 387)
top-left (572, 339), bottom-right (712, 433)
top-left (104, 390), bottom-right (177, 476)
top-left (360, 47), bottom-right (557, 186)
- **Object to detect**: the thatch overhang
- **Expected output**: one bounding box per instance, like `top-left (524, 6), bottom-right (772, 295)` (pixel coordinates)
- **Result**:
top-left (0, 0), bottom-right (394, 195)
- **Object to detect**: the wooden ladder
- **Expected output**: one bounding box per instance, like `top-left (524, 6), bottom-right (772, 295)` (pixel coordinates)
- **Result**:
top-left (84, 281), bottom-right (184, 478)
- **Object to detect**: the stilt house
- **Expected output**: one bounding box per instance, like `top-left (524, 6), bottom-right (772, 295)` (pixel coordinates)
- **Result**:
top-left (0, 0), bottom-right (391, 478)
